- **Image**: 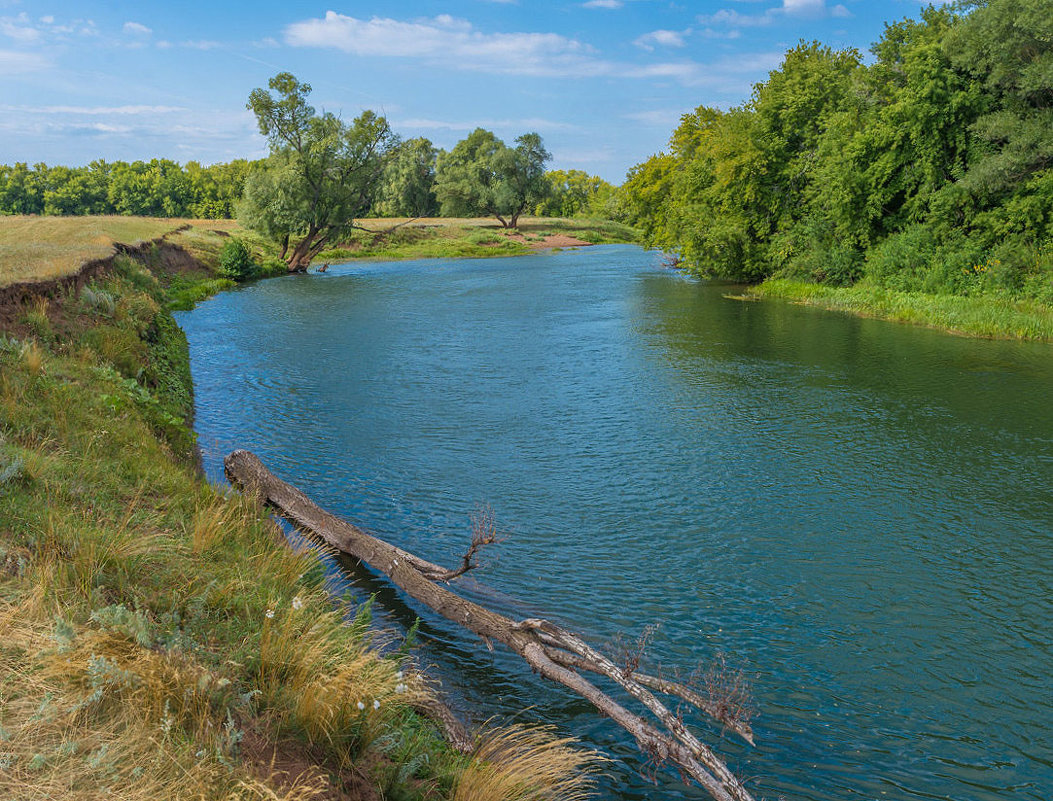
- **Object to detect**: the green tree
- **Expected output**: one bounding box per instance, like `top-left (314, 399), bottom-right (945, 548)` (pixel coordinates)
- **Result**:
top-left (535, 169), bottom-right (617, 218)
top-left (434, 129), bottom-right (551, 227)
top-left (240, 72), bottom-right (396, 271)
top-left (373, 137), bottom-right (439, 218)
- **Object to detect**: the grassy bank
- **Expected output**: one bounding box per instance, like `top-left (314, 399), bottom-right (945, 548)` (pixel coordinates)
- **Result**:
top-left (751, 278), bottom-right (1053, 342)
top-left (0, 227), bottom-right (598, 799)
top-left (317, 217), bottom-right (639, 263)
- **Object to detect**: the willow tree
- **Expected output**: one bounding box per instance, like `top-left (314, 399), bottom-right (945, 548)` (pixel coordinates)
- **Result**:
top-left (240, 73), bottom-right (396, 272)
top-left (434, 129), bottom-right (551, 228)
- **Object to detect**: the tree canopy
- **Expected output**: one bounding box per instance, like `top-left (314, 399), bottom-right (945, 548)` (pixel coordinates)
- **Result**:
top-left (621, 0), bottom-right (1053, 303)
top-left (434, 129), bottom-right (551, 228)
top-left (240, 72), bottom-right (396, 271)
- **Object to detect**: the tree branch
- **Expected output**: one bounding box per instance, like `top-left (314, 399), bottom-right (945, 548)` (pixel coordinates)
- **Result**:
top-left (224, 449), bottom-right (757, 801)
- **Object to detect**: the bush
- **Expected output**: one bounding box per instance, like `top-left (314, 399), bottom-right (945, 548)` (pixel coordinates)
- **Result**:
top-left (218, 238), bottom-right (258, 281)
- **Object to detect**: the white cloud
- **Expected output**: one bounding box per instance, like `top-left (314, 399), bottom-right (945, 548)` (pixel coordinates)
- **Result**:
top-left (0, 104), bottom-right (187, 115)
top-left (396, 116), bottom-right (581, 132)
top-left (181, 39), bottom-right (221, 50)
top-left (122, 21), bottom-right (151, 35)
top-left (701, 0), bottom-right (846, 27)
top-left (697, 9), bottom-right (773, 27)
top-left (583, 0), bottom-right (623, 7)
top-left (634, 29), bottom-right (687, 50)
top-left (0, 48), bottom-right (48, 72)
top-left (782, 0), bottom-right (825, 15)
top-left (285, 12), bottom-right (604, 77)
top-left (623, 109), bottom-right (687, 127)
top-left (286, 11), bottom-right (780, 89)
top-left (1, 13), bottom-right (41, 42)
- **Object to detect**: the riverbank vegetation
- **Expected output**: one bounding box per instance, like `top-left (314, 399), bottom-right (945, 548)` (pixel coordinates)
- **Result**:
top-left (0, 232), bottom-right (601, 800)
top-left (621, 0), bottom-right (1053, 340)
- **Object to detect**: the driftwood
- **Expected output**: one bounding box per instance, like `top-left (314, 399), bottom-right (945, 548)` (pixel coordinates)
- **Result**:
top-left (224, 449), bottom-right (757, 801)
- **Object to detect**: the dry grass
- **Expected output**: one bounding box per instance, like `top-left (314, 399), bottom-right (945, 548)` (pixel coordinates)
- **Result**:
top-left (452, 725), bottom-right (604, 801)
top-left (0, 599), bottom-right (325, 801)
top-left (0, 216), bottom-right (185, 287)
top-left (0, 216), bottom-right (246, 289)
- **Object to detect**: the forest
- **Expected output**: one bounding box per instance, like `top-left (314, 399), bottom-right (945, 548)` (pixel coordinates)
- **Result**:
top-left (621, 0), bottom-right (1053, 303)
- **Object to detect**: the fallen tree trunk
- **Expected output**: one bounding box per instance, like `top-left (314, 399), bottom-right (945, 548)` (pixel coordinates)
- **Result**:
top-left (224, 449), bottom-right (757, 801)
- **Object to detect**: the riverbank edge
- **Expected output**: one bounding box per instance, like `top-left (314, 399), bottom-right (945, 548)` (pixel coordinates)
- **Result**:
top-left (746, 278), bottom-right (1053, 343)
top-left (0, 231), bottom-right (597, 799)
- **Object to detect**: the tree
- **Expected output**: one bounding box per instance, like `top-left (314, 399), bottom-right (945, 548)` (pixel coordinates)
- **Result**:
top-left (373, 137), bottom-right (439, 218)
top-left (240, 73), bottom-right (396, 272)
top-left (434, 129), bottom-right (551, 228)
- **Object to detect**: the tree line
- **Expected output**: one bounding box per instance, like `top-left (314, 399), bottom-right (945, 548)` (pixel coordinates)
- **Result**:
top-left (620, 0), bottom-right (1052, 302)
top-left (0, 103), bottom-right (616, 240)
top-left (0, 159), bottom-right (255, 218)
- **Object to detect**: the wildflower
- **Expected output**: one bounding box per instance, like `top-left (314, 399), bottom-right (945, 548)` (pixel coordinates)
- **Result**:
top-left (356, 701), bottom-right (365, 711)
top-left (292, 596), bottom-right (303, 611)
top-left (265, 608), bottom-right (275, 619)
top-left (395, 683), bottom-right (407, 694)
top-left (395, 669), bottom-right (404, 680)
top-left (373, 699), bottom-right (380, 710)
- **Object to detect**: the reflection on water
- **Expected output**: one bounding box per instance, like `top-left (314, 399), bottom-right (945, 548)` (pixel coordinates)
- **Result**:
top-left (177, 246), bottom-right (1053, 801)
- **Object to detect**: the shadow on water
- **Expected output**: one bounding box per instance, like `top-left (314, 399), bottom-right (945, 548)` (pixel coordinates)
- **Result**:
top-left (179, 246), bottom-right (1053, 801)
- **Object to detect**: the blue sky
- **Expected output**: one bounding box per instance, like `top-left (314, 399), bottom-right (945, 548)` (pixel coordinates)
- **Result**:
top-left (2, 0), bottom-right (947, 182)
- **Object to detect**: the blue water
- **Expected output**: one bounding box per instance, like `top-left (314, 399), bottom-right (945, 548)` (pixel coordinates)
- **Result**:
top-left (177, 245), bottom-right (1053, 800)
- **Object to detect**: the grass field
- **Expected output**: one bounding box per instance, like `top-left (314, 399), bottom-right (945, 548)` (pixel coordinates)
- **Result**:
top-left (0, 216), bottom-right (189, 287)
top-left (753, 278), bottom-right (1053, 342)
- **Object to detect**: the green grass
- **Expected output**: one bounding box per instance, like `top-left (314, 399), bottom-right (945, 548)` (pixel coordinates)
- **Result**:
top-left (317, 217), bottom-right (639, 264)
top-left (752, 278), bottom-right (1053, 342)
top-left (0, 235), bottom-right (599, 800)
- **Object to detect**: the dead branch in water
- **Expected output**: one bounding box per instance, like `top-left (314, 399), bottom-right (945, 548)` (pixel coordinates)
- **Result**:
top-left (224, 449), bottom-right (757, 801)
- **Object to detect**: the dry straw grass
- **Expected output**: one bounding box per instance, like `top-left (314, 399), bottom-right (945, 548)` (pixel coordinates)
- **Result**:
top-left (453, 724), bottom-right (605, 801)
top-left (0, 600), bottom-right (323, 801)
top-left (0, 216), bottom-right (183, 287)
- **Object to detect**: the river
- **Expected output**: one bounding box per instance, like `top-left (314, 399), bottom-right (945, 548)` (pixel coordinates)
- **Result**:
top-left (176, 245), bottom-right (1053, 801)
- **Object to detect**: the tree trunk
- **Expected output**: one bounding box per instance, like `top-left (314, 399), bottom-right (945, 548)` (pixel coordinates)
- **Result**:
top-left (224, 449), bottom-right (758, 801)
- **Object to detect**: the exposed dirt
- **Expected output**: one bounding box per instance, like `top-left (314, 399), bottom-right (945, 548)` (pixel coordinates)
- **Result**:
top-left (240, 726), bottom-right (381, 801)
top-left (503, 232), bottom-right (593, 249)
top-left (0, 234), bottom-right (209, 339)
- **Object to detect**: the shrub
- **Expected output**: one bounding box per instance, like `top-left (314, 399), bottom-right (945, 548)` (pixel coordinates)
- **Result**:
top-left (218, 238), bottom-right (257, 281)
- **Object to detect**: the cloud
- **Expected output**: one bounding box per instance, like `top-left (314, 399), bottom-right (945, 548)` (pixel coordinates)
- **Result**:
top-left (623, 109), bottom-right (687, 127)
top-left (634, 29), bottom-right (687, 50)
top-left (286, 12), bottom-right (604, 77)
top-left (122, 21), bottom-right (152, 36)
top-left (181, 39), bottom-right (221, 50)
top-left (781, 0), bottom-right (825, 15)
top-left (697, 9), bottom-right (773, 27)
top-left (0, 48), bottom-right (49, 73)
top-left (0, 104), bottom-right (187, 115)
top-left (700, 0), bottom-right (848, 28)
top-left (395, 116), bottom-right (581, 133)
top-left (286, 11), bottom-right (780, 89)
top-left (1, 14), bottom-right (40, 42)
top-left (583, 0), bottom-right (623, 7)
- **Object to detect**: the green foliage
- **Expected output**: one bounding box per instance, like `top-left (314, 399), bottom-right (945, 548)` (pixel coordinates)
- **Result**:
top-left (372, 137), bottom-right (439, 217)
top-left (434, 128), bottom-right (552, 227)
top-left (218, 238), bottom-right (257, 281)
top-left (0, 159), bottom-right (255, 218)
top-left (622, 0), bottom-right (1053, 314)
top-left (535, 169), bottom-right (619, 219)
top-left (240, 73), bottom-right (396, 271)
